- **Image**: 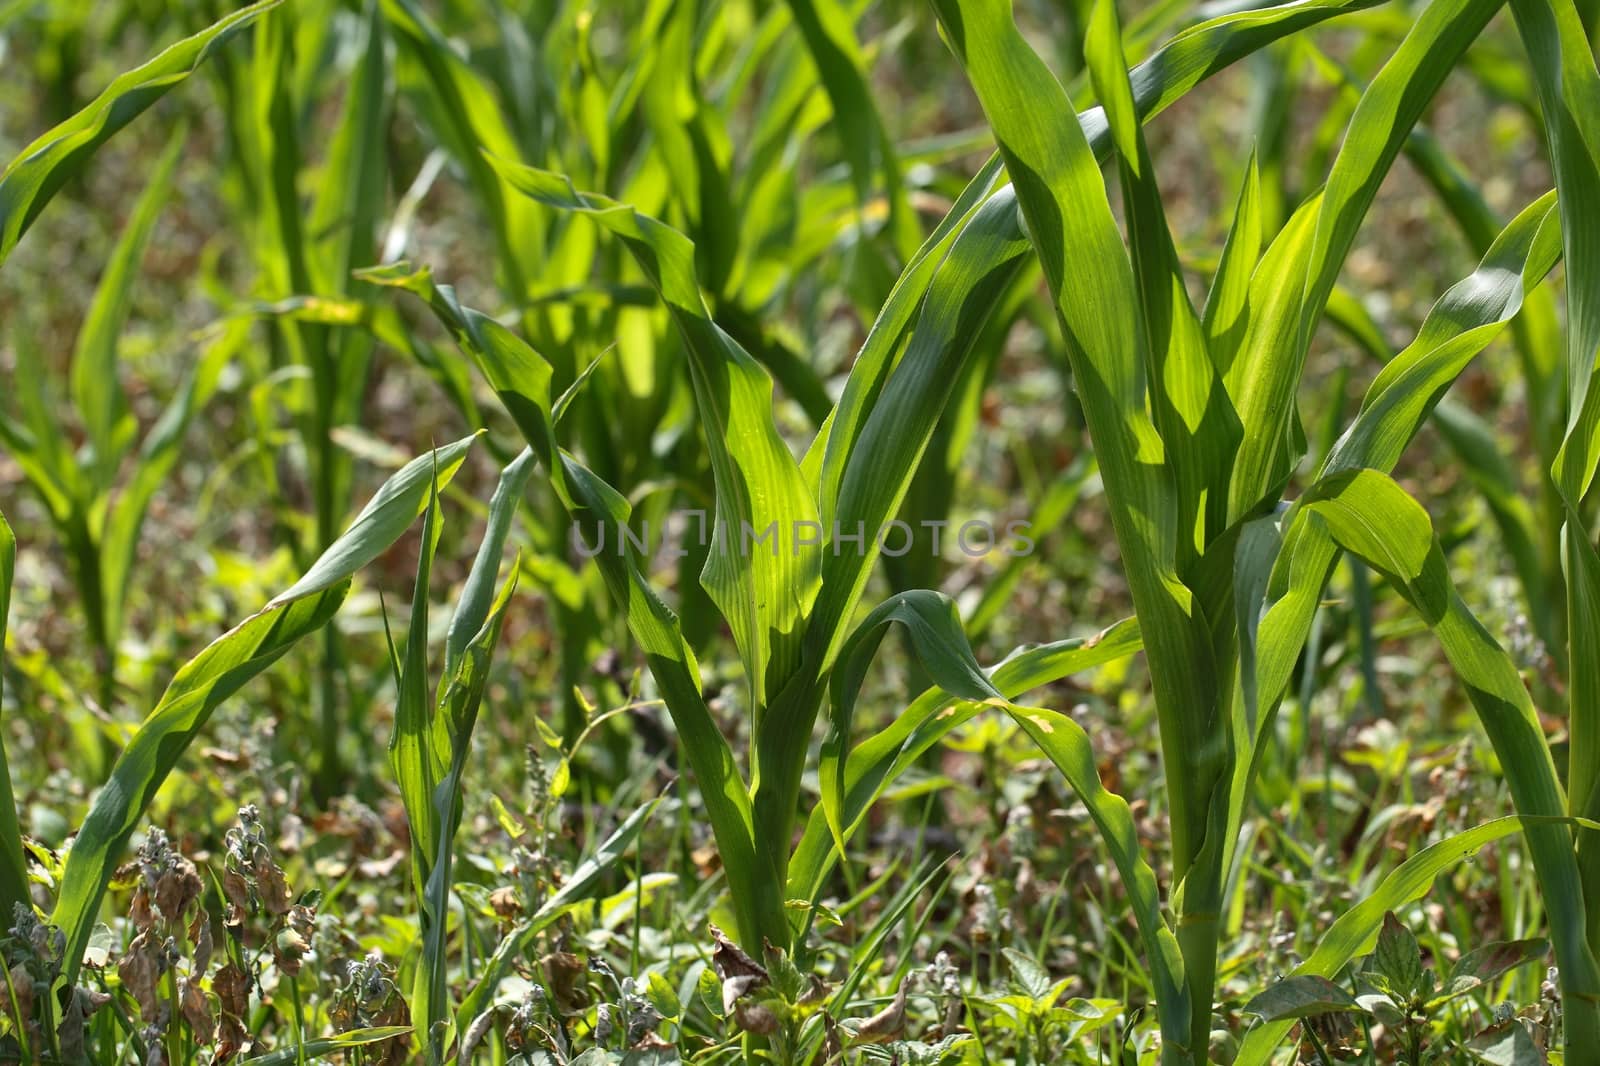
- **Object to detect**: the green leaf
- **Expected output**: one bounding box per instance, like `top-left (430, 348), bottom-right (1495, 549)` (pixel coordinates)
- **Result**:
top-left (1296, 470), bottom-right (1600, 1042)
top-left (1243, 976), bottom-right (1363, 1022)
top-left (813, 582), bottom-right (1187, 1048)
top-left (51, 436), bottom-right (478, 982)
top-left (71, 123), bottom-right (185, 488)
top-left (0, 1), bottom-right (279, 269)
top-left (820, 591), bottom-right (1004, 854)
top-left (1003, 948), bottom-right (1053, 1002)
top-left (1227, 191), bottom-right (1573, 889)
top-left (1435, 938), bottom-right (1549, 1005)
top-left (1463, 1020), bottom-right (1546, 1065)
top-left (1323, 191), bottom-right (1561, 479)
top-left (240, 1027), bottom-right (412, 1065)
top-left (389, 475), bottom-right (444, 906)
top-left (1080, 0), bottom-right (1388, 161)
top-left (365, 269), bottom-right (777, 949)
top-left (487, 160), bottom-right (822, 715)
top-left (272, 435), bottom-right (478, 605)
top-left (932, 0), bottom-right (1224, 906)
top-left (783, 0), bottom-right (917, 257)
top-left (932, 7), bottom-right (1227, 1051)
top-left (1510, 0), bottom-right (1600, 968)
top-left (1372, 913), bottom-right (1423, 998)
top-left (0, 510), bottom-right (29, 920)
top-left (806, 186), bottom-right (1030, 669)
top-left (1227, 0), bottom-right (1505, 521)
top-left (1086, 0), bottom-right (1238, 564)
top-left (418, 487), bottom-right (520, 1062)
top-left (788, 618), bottom-right (1143, 904)
top-left (1009, 702), bottom-right (1190, 1048)
top-left (445, 449), bottom-right (534, 678)
top-left (101, 323), bottom-right (237, 652)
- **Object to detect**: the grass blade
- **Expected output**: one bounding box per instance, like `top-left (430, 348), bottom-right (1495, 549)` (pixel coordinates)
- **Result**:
top-left (452, 797), bottom-right (663, 1039)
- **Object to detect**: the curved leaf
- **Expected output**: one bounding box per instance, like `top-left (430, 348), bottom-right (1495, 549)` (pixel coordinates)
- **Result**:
top-left (1296, 470), bottom-right (1600, 1028)
top-left (486, 160), bottom-right (821, 716)
top-left (53, 436), bottom-right (479, 981)
top-left (0, 1), bottom-right (278, 269)
top-left (820, 591), bottom-right (1003, 854)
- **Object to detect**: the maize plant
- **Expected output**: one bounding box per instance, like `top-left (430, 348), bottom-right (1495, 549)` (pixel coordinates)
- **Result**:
top-left (3, 0), bottom-right (1600, 1062)
top-left (374, 0), bottom-right (1600, 1062)
top-left (885, 0), bottom-right (1600, 1060)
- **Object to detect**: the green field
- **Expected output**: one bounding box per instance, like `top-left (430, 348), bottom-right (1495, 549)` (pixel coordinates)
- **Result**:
top-left (1, 1), bottom-right (1599, 1062)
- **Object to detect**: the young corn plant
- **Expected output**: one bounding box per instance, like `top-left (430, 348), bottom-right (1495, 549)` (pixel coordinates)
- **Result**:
top-left (0, 129), bottom-right (232, 728)
top-left (364, 0), bottom-right (1382, 1029)
top-left (46, 433), bottom-right (478, 989)
top-left (382, 452), bottom-right (527, 1062)
top-left (0, 1), bottom-right (282, 732)
top-left (786, 0), bottom-right (1600, 1061)
top-left (205, 0), bottom-right (393, 794)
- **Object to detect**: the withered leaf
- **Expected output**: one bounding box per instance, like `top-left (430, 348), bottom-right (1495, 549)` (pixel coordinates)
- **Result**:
top-left (709, 924), bottom-right (768, 982)
top-left (213, 961), bottom-right (250, 1018)
top-left (179, 976), bottom-right (215, 1044)
top-left (117, 933), bottom-right (164, 1023)
top-left (849, 980), bottom-right (908, 1045)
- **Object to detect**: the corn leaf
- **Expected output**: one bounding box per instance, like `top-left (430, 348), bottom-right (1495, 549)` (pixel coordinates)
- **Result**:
top-left (361, 267), bottom-right (777, 948)
top-left (1230, 189), bottom-right (1570, 880)
top-left (817, 587), bottom-right (1188, 1045)
top-left (1087, 0), bottom-right (1239, 565)
top-left (1297, 469), bottom-right (1600, 1033)
top-left (52, 436), bottom-right (479, 980)
top-left (70, 124), bottom-right (184, 488)
top-left (1323, 192), bottom-right (1560, 477)
top-left (789, 617), bottom-right (1143, 903)
top-left (783, 0), bottom-right (917, 257)
top-left (1509, 0), bottom-right (1600, 957)
top-left (819, 591), bottom-right (1002, 854)
top-left (805, 187), bottom-right (1030, 668)
top-left (389, 479), bottom-right (445, 906)
top-left (932, 0), bottom-right (1224, 941)
top-left (390, 452), bottom-right (523, 1062)
top-left (0, 510), bottom-right (28, 920)
top-left (100, 323), bottom-right (237, 652)
top-left (0, 0), bottom-right (278, 270)
top-left (486, 161), bottom-right (823, 717)
top-left (1226, 0), bottom-right (1503, 521)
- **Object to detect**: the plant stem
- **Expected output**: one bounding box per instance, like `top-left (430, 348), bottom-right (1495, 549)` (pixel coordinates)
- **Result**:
top-left (1303, 1023), bottom-right (1337, 1066)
